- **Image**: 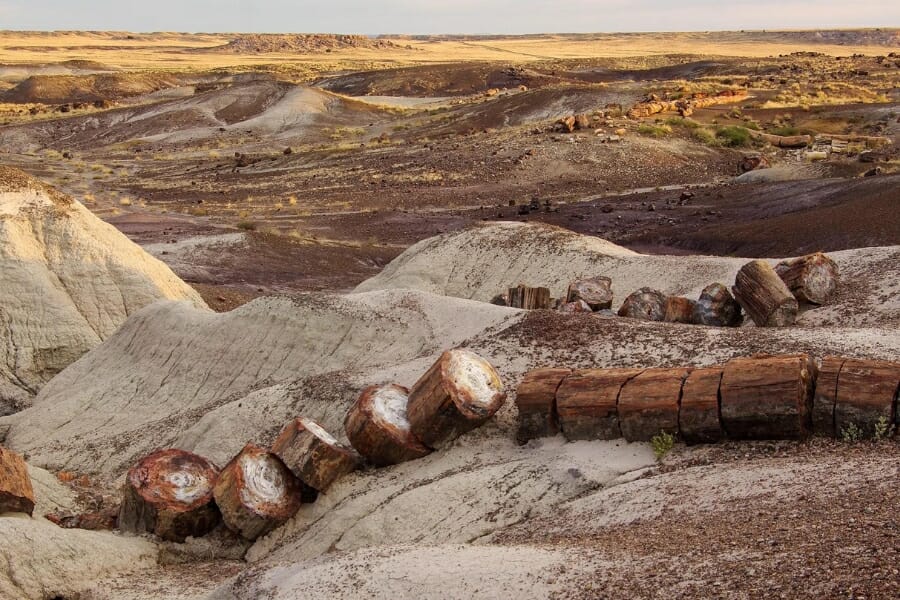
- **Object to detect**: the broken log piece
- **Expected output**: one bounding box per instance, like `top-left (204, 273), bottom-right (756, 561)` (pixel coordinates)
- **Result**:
top-left (272, 418), bottom-right (359, 492)
top-left (617, 287), bottom-right (668, 321)
top-left (515, 368), bottom-right (571, 443)
top-left (213, 443), bottom-right (304, 541)
top-left (407, 349), bottom-right (506, 448)
top-left (748, 130), bottom-right (812, 149)
top-left (46, 508), bottom-right (118, 531)
top-left (693, 283), bottom-right (743, 327)
top-left (679, 367), bottom-right (725, 444)
top-left (774, 252), bottom-right (839, 305)
top-left (558, 299), bottom-right (592, 313)
top-left (344, 384), bottom-right (431, 466)
top-left (811, 356), bottom-right (845, 437)
top-left (618, 368), bottom-right (692, 442)
top-left (834, 358), bottom-right (900, 438)
top-left (664, 296), bottom-right (697, 324)
top-left (0, 446), bottom-right (34, 516)
top-left (720, 354), bottom-right (816, 439)
top-left (508, 285), bottom-right (552, 310)
top-left (732, 260), bottom-right (798, 327)
top-left (489, 293), bottom-right (509, 307)
top-left (557, 368), bottom-right (644, 440)
top-left (118, 449), bottom-right (220, 542)
top-left (566, 276), bottom-right (613, 310)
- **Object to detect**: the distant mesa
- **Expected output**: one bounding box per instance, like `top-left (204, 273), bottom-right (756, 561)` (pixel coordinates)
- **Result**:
top-left (208, 34), bottom-right (411, 54)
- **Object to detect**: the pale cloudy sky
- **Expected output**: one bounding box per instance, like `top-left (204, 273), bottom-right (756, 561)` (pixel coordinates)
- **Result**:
top-left (0, 0), bottom-right (897, 33)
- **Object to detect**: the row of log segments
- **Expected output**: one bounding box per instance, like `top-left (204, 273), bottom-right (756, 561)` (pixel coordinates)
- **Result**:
top-left (812, 357), bottom-right (900, 437)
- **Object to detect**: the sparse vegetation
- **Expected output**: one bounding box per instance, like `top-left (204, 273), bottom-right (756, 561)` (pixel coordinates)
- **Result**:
top-left (651, 431), bottom-right (675, 460)
top-left (841, 422), bottom-right (863, 443)
top-left (637, 123), bottom-right (672, 138)
top-left (874, 416), bottom-right (893, 441)
top-left (715, 125), bottom-right (751, 147)
top-left (236, 221), bottom-right (257, 231)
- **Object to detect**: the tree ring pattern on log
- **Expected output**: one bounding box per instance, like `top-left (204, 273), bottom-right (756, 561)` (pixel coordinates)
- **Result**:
top-left (442, 349), bottom-right (506, 420)
top-left (237, 452), bottom-right (296, 515)
top-left (127, 449), bottom-right (218, 512)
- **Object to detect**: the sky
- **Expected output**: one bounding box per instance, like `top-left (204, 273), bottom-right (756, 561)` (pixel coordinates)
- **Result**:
top-left (0, 0), bottom-right (898, 34)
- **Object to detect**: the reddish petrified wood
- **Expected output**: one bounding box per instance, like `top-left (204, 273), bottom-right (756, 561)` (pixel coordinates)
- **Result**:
top-left (679, 367), bottom-right (725, 444)
top-left (732, 260), bottom-right (798, 327)
top-left (515, 368), bottom-right (571, 444)
top-left (811, 356), bottom-right (845, 437)
top-left (566, 276), bottom-right (614, 310)
top-left (834, 358), bottom-right (900, 438)
top-left (618, 368), bottom-right (692, 442)
top-left (118, 449), bottom-right (220, 542)
top-left (720, 354), bottom-right (817, 439)
top-left (46, 508), bottom-right (118, 531)
top-left (344, 383), bottom-right (432, 466)
top-left (558, 299), bottom-right (593, 314)
top-left (556, 368), bottom-right (644, 440)
top-left (507, 285), bottom-right (552, 310)
top-left (272, 417), bottom-right (360, 492)
top-left (775, 252), bottom-right (839, 305)
top-left (0, 446), bottom-right (34, 516)
top-left (693, 283), bottom-right (743, 327)
top-left (617, 288), bottom-right (668, 321)
top-left (664, 296), bottom-right (697, 324)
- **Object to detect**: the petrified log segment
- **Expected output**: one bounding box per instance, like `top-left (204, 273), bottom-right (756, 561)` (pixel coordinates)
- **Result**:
top-left (748, 130), bottom-right (812, 148)
top-left (344, 384), bottom-right (431, 466)
top-left (617, 287), bottom-right (668, 321)
top-left (558, 299), bottom-right (592, 314)
top-left (557, 368), bottom-right (644, 440)
top-left (774, 252), bottom-right (839, 305)
top-left (664, 296), bottom-right (697, 324)
top-left (811, 356), bottom-right (845, 437)
top-left (118, 449), bottom-right (219, 542)
top-left (272, 418), bottom-right (359, 492)
top-left (0, 446), bottom-right (34, 516)
top-left (618, 368), bottom-right (692, 442)
top-left (732, 260), bottom-right (798, 327)
top-left (46, 508), bottom-right (117, 531)
top-left (508, 285), bottom-right (552, 310)
top-left (515, 368), bottom-right (571, 443)
top-left (679, 367), bottom-right (725, 444)
top-left (407, 349), bottom-right (506, 448)
top-left (213, 443), bottom-right (303, 541)
top-left (566, 276), bottom-right (613, 310)
top-left (834, 358), bottom-right (900, 438)
top-left (693, 283), bottom-right (743, 327)
top-left (720, 354), bottom-right (816, 439)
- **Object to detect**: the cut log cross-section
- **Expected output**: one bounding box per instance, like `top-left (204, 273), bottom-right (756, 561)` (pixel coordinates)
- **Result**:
top-left (515, 368), bottom-right (571, 444)
top-left (732, 260), bottom-right (799, 327)
top-left (118, 449), bottom-right (220, 542)
top-left (811, 356), bottom-right (845, 437)
top-left (618, 368), bottom-right (692, 442)
top-left (556, 368), bottom-right (644, 441)
top-left (344, 384), bottom-right (432, 467)
top-left (775, 252), bottom-right (839, 305)
top-left (720, 354), bottom-right (817, 439)
top-left (834, 358), bottom-right (900, 439)
top-left (272, 418), bottom-right (359, 492)
top-left (617, 287), bottom-right (668, 321)
top-left (566, 276), bottom-right (613, 310)
top-left (679, 367), bottom-right (725, 444)
top-left (407, 349), bottom-right (507, 448)
top-left (213, 443), bottom-right (304, 541)
top-left (508, 285), bottom-right (552, 310)
top-left (693, 283), bottom-right (743, 327)
top-left (0, 446), bottom-right (34, 516)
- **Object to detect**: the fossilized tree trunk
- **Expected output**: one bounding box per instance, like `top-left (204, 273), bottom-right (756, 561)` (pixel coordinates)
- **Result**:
top-left (272, 417), bottom-right (359, 492)
top-left (679, 367), bottom-right (725, 444)
top-left (618, 368), bottom-right (692, 442)
top-left (732, 260), bottom-right (798, 327)
top-left (515, 367), bottom-right (571, 443)
top-left (556, 368), bottom-right (644, 440)
top-left (344, 383), bottom-right (431, 466)
top-left (775, 252), bottom-right (839, 305)
top-left (0, 446), bottom-right (34, 515)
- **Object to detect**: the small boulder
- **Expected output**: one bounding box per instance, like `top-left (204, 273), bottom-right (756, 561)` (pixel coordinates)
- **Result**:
top-left (617, 288), bottom-right (667, 321)
top-left (566, 276), bottom-right (613, 311)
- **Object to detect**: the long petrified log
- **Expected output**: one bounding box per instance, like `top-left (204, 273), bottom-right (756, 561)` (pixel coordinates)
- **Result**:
top-left (720, 354), bottom-right (816, 439)
top-left (679, 367), bottom-right (725, 444)
top-left (567, 276), bottom-right (613, 310)
top-left (407, 349), bottom-right (506, 448)
top-left (213, 443), bottom-right (304, 541)
top-left (618, 368), bottom-right (692, 442)
top-left (515, 368), bottom-right (571, 443)
top-left (748, 130), bottom-right (812, 148)
top-left (834, 358), bottom-right (900, 438)
top-left (508, 285), bottom-right (552, 310)
top-left (627, 90), bottom-right (747, 119)
top-left (693, 283), bottom-right (743, 327)
top-left (557, 368), bottom-right (644, 440)
top-left (118, 449), bottom-right (220, 542)
top-left (811, 356), bottom-right (845, 437)
top-left (345, 384), bottom-right (432, 466)
top-left (664, 296), bottom-right (697, 324)
top-left (272, 418), bottom-right (359, 492)
top-left (0, 446), bottom-right (34, 516)
top-left (774, 252), bottom-right (839, 305)
top-left (732, 260), bottom-right (798, 327)
top-left (617, 287), bottom-right (668, 321)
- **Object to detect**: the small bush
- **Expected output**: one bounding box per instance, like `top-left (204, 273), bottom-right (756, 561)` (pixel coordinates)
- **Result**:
top-left (637, 124), bottom-right (672, 138)
top-left (841, 422), bottom-right (863, 443)
top-left (874, 416), bottom-right (894, 441)
top-left (691, 128), bottom-right (717, 145)
top-left (716, 126), bottom-right (751, 147)
top-left (651, 431), bottom-right (675, 460)
top-left (236, 221), bottom-right (257, 231)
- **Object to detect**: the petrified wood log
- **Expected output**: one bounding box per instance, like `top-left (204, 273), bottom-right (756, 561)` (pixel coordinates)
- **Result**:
top-left (0, 446), bottom-right (34, 516)
top-left (489, 293), bottom-right (509, 307)
top-left (834, 358), bottom-right (900, 438)
top-left (272, 418), bottom-right (359, 492)
top-left (664, 296), bottom-right (697, 324)
top-left (407, 349), bottom-right (506, 448)
top-left (566, 276), bottom-right (613, 310)
top-left (558, 299), bottom-right (592, 314)
top-left (213, 443), bottom-right (304, 541)
top-left (749, 130), bottom-right (812, 148)
top-left (557, 368), bottom-right (644, 440)
top-left (774, 252), bottom-right (839, 305)
top-left (515, 368), bottom-right (571, 443)
top-left (118, 449), bottom-right (220, 542)
top-left (732, 260), bottom-right (798, 327)
top-left (618, 368), bottom-right (692, 442)
top-left (46, 508), bottom-right (118, 531)
top-left (344, 383), bottom-right (432, 466)
top-left (693, 283), bottom-right (743, 327)
top-left (508, 285), bottom-right (552, 310)
top-left (679, 367), bottom-right (725, 444)
top-left (720, 354), bottom-right (816, 439)
top-left (617, 287), bottom-right (668, 321)
top-left (811, 356), bottom-right (844, 437)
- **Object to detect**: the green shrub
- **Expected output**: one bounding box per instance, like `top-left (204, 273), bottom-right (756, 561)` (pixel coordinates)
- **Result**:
top-left (874, 416), bottom-right (894, 441)
top-left (651, 431), bottom-right (675, 460)
top-left (691, 128), bottom-right (717, 145)
top-left (637, 123), bottom-right (672, 138)
top-left (841, 422), bottom-right (863, 443)
top-left (716, 126), bottom-right (752, 147)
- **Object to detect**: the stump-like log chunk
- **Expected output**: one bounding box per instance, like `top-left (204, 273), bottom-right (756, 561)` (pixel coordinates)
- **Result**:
top-left (720, 354), bottom-right (816, 439)
top-left (618, 368), bottom-right (692, 442)
top-left (566, 276), bottom-right (613, 310)
top-left (272, 418), bottom-right (360, 492)
top-left (664, 296), bottom-right (697, 324)
top-left (775, 252), bottom-right (839, 305)
top-left (508, 285), bottom-right (552, 310)
top-left (46, 508), bottom-right (118, 531)
top-left (118, 449), bottom-right (220, 542)
top-left (617, 287), bottom-right (667, 321)
top-left (407, 349), bottom-right (506, 448)
top-left (811, 356), bottom-right (845, 437)
top-left (0, 446), bottom-right (34, 516)
top-left (834, 358), bottom-right (900, 438)
top-left (213, 443), bottom-right (304, 541)
top-left (489, 293), bottom-right (509, 307)
top-left (344, 384), bottom-right (432, 466)
top-left (679, 367), bottom-right (725, 443)
top-left (693, 283), bottom-right (743, 327)
top-left (732, 260), bottom-right (798, 327)
top-left (557, 368), bottom-right (644, 440)
top-left (558, 299), bottom-right (592, 314)
top-left (515, 368), bottom-right (571, 443)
